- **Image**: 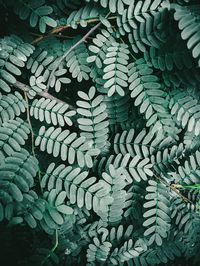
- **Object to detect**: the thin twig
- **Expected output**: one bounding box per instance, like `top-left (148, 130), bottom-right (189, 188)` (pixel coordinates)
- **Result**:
top-left (13, 80), bottom-right (75, 110)
top-left (31, 32), bottom-right (89, 40)
top-left (42, 229), bottom-right (58, 265)
top-left (31, 16), bottom-right (116, 45)
top-left (154, 174), bottom-right (193, 204)
top-left (46, 21), bottom-right (102, 90)
top-left (24, 91), bottom-right (35, 156)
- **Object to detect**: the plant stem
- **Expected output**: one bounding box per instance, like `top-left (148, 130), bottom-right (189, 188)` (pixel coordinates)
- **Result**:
top-left (13, 80), bottom-right (75, 110)
top-left (154, 173), bottom-right (193, 204)
top-left (46, 21), bottom-right (102, 90)
top-left (42, 229), bottom-right (58, 265)
top-left (23, 91), bottom-right (35, 156)
top-left (31, 16), bottom-right (116, 45)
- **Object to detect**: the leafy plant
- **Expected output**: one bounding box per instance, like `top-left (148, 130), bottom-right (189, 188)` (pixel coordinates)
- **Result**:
top-left (0, 0), bottom-right (200, 265)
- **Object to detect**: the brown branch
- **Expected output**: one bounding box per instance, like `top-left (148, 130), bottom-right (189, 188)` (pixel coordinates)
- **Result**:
top-left (154, 174), bottom-right (193, 204)
top-left (24, 91), bottom-right (35, 156)
top-left (31, 32), bottom-right (85, 40)
top-left (46, 21), bottom-right (102, 90)
top-left (13, 80), bottom-right (75, 110)
top-left (31, 16), bottom-right (116, 45)
top-left (31, 25), bottom-right (71, 45)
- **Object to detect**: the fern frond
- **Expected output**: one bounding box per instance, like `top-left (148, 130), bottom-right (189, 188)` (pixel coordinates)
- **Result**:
top-left (41, 163), bottom-right (113, 216)
top-left (35, 126), bottom-right (100, 168)
top-left (10, 190), bottom-right (45, 229)
top-left (183, 131), bottom-right (200, 154)
top-left (188, 188), bottom-right (200, 203)
top-left (0, 35), bottom-right (34, 92)
top-left (11, 0), bottom-right (57, 33)
top-left (143, 179), bottom-right (171, 246)
top-left (133, 239), bottom-right (182, 266)
top-left (171, 197), bottom-right (198, 234)
top-left (125, 182), bottom-right (146, 221)
top-left (169, 89), bottom-right (200, 135)
top-left (87, 28), bottom-right (116, 69)
top-left (30, 97), bottom-right (76, 127)
top-left (103, 42), bottom-right (129, 96)
top-left (114, 128), bottom-right (171, 158)
top-left (0, 118), bottom-right (30, 161)
top-left (151, 143), bottom-right (184, 175)
top-left (128, 58), bottom-right (176, 135)
top-left (27, 49), bottom-right (71, 97)
top-left (174, 4), bottom-right (200, 67)
top-left (83, 223), bottom-right (134, 257)
top-left (88, 28), bottom-right (118, 96)
top-left (109, 238), bottom-right (145, 264)
top-left (0, 92), bottom-right (26, 124)
top-left (108, 224), bottom-right (134, 244)
top-left (116, 0), bottom-right (170, 35)
top-left (65, 37), bottom-right (91, 82)
top-left (86, 235), bottom-right (112, 263)
top-left (66, 2), bottom-right (106, 29)
top-left (104, 92), bottom-right (130, 126)
top-left (144, 37), bottom-right (195, 71)
top-left (98, 165), bottom-right (128, 225)
top-left (0, 148), bottom-right (39, 221)
top-left (127, 7), bottom-right (169, 53)
top-left (76, 86), bottom-right (109, 150)
top-left (39, 189), bottom-right (73, 233)
top-left (94, 153), bottom-right (153, 184)
top-left (175, 150), bottom-right (200, 185)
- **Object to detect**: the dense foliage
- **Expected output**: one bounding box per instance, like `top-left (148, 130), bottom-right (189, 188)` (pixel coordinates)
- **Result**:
top-left (0, 0), bottom-right (200, 265)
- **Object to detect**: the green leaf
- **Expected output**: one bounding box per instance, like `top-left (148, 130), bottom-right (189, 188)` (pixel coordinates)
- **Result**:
top-left (57, 205), bottom-right (73, 215)
top-left (43, 16), bottom-right (57, 28)
top-left (24, 213), bottom-right (37, 228)
top-left (48, 208), bottom-right (64, 225)
top-left (0, 79), bottom-right (11, 92)
top-left (55, 191), bottom-right (67, 206)
top-left (9, 183), bottom-right (23, 202)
